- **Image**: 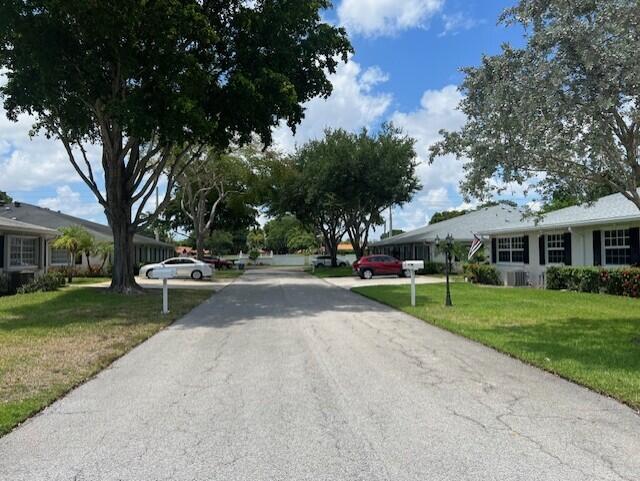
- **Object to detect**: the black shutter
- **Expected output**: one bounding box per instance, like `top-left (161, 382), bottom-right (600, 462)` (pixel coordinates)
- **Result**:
top-left (0, 235), bottom-right (4, 268)
top-left (563, 232), bottom-right (572, 266)
top-left (39, 238), bottom-right (44, 268)
top-left (630, 227), bottom-right (640, 266)
top-left (491, 238), bottom-right (497, 264)
top-left (523, 235), bottom-right (530, 264)
top-left (539, 235), bottom-right (546, 265)
top-left (593, 230), bottom-right (602, 266)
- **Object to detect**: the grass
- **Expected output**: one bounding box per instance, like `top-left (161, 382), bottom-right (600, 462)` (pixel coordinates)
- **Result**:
top-left (310, 266), bottom-right (355, 278)
top-left (67, 277), bottom-right (111, 285)
top-left (353, 283), bottom-right (640, 411)
top-left (0, 286), bottom-right (211, 436)
top-left (212, 269), bottom-right (244, 281)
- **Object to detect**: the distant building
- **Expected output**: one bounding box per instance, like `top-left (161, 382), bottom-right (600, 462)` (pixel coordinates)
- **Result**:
top-left (481, 192), bottom-right (640, 287)
top-left (0, 201), bottom-right (174, 270)
top-left (369, 204), bottom-right (523, 263)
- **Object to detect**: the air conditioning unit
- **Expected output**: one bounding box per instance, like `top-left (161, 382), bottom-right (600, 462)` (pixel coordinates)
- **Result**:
top-left (505, 271), bottom-right (529, 287)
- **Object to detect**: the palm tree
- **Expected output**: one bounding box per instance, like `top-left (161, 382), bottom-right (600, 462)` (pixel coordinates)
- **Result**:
top-left (52, 225), bottom-right (94, 283)
top-left (92, 241), bottom-right (114, 273)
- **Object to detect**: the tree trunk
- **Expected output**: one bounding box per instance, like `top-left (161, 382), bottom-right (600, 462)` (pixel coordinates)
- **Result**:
top-left (106, 186), bottom-right (140, 293)
top-left (195, 229), bottom-right (206, 261)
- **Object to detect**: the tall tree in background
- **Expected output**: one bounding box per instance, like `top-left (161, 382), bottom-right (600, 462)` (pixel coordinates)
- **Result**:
top-left (430, 0), bottom-right (640, 208)
top-left (0, 0), bottom-right (351, 292)
top-left (339, 126), bottom-right (419, 258)
top-left (177, 146), bottom-right (253, 260)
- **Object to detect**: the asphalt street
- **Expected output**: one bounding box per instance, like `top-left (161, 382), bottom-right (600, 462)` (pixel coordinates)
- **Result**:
top-left (1, 269), bottom-right (638, 480)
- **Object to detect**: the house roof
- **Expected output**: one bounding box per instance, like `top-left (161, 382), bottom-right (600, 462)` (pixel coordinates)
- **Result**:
top-left (371, 204), bottom-right (524, 246)
top-left (0, 202), bottom-right (173, 247)
top-left (481, 192), bottom-right (640, 235)
top-left (0, 216), bottom-right (59, 236)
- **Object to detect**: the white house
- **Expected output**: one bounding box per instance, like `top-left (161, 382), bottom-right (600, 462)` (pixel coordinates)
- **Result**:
top-left (481, 192), bottom-right (640, 287)
top-left (0, 202), bottom-right (174, 271)
top-left (369, 204), bottom-right (524, 263)
top-left (0, 216), bottom-right (58, 281)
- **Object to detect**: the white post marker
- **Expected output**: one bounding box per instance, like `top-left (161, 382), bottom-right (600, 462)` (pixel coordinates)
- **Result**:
top-left (149, 267), bottom-right (178, 314)
top-left (402, 260), bottom-right (425, 307)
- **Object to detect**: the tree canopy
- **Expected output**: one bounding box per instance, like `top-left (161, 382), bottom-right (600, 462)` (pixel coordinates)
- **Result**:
top-left (430, 0), bottom-right (640, 208)
top-left (0, 191), bottom-right (12, 204)
top-left (265, 126), bottom-right (419, 262)
top-left (0, 0), bottom-right (351, 292)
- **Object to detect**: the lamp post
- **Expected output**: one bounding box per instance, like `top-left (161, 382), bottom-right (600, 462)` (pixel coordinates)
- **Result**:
top-left (435, 234), bottom-right (454, 307)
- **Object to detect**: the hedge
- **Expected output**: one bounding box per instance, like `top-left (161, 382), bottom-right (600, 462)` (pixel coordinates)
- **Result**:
top-left (463, 263), bottom-right (502, 286)
top-left (546, 266), bottom-right (640, 297)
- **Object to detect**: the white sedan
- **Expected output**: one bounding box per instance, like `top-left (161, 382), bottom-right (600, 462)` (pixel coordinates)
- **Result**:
top-left (139, 257), bottom-right (213, 280)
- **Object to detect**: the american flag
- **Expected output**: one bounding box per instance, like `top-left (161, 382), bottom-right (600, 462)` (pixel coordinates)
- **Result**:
top-left (468, 234), bottom-right (483, 260)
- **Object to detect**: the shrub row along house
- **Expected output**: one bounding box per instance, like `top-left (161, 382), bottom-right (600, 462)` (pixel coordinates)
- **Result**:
top-left (480, 192), bottom-right (640, 287)
top-left (0, 201), bottom-right (173, 278)
top-left (369, 204), bottom-right (523, 266)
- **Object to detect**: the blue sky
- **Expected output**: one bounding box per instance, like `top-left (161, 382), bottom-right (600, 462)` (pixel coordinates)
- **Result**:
top-left (0, 0), bottom-right (527, 237)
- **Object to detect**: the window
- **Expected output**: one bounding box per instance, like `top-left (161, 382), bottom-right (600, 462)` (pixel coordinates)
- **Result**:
top-left (604, 229), bottom-right (631, 265)
top-left (51, 248), bottom-right (70, 265)
top-left (546, 234), bottom-right (565, 264)
top-left (9, 237), bottom-right (38, 267)
top-left (497, 236), bottom-right (525, 263)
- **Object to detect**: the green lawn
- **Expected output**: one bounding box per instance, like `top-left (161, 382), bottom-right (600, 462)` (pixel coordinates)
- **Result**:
top-left (0, 287), bottom-right (211, 436)
top-left (310, 266), bottom-right (356, 278)
top-left (353, 283), bottom-right (640, 411)
top-left (68, 277), bottom-right (111, 285)
top-left (213, 269), bottom-right (244, 281)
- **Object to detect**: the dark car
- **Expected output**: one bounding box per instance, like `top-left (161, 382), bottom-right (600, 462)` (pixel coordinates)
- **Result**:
top-left (202, 256), bottom-right (234, 270)
top-left (353, 255), bottom-right (408, 280)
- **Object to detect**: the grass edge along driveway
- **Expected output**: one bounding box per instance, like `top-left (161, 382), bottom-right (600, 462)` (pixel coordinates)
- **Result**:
top-left (353, 283), bottom-right (640, 412)
top-left (0, 287), bottom-right (211, 436)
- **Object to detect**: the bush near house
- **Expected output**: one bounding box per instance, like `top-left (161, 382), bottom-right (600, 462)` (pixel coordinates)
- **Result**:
top-left (463, 263), bottom-right (502, 286)
top-left (547, 266), bottom-right (640, 297)
top-left (16, 272), bottom-right (66, 295)
top-left (421, 262), bottom-right (445, 275)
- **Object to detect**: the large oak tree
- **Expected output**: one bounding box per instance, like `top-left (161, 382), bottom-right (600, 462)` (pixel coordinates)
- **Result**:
top-left (0, 0), bottom-right (351, 292)
top-left (430, 0), bottom-right (640, 208)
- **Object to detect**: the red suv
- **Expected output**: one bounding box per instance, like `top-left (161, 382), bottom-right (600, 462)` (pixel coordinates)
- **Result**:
top-left (353, 255), bottom-right (408, 279)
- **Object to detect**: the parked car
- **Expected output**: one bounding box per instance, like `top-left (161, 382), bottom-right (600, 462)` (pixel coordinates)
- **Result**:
top-left (353, 255), bottom-right (409, 280)
top-left (312, 255), bottom-right (349, 268)
top-left (202, 256), bottom-right (234, 270)
top-left (139, 257), bottom-right (213, 280)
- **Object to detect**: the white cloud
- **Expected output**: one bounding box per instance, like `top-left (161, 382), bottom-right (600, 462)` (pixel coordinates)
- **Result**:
top-left (439, 12), bottom-right (482, 37)
top-left (37, 185), bottom-right (104, 221)
top-left (391, 84), bottom-right (466, 193)
top-left (273, 58), bottom-right (392, 152)
top-left (338, 0), bottom-right (444, 37)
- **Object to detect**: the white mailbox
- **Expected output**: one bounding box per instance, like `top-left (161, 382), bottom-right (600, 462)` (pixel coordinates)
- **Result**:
top-left (402, 260), bottom-right (424, 271)
top-left (402, 260), bottom-right (424, 307)
top-left (149, 267), bottom-right (177, 279)
top-left (149, 268), bottom-right (177, 314)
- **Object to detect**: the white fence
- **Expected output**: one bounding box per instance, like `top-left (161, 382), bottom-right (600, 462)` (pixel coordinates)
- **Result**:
top-left (235, 252), bottom-right (357, 267)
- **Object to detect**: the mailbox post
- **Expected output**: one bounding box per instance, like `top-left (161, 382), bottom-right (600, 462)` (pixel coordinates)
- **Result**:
top-left (402, 260), bottom-right (424, 307)
top-left (149, 267), bottom-right (178, 314)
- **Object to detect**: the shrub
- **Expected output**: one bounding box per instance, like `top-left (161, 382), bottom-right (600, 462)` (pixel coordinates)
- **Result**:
top-left (547, 266), bottom-right (640, 297)
top-left (422, 262), bottom-right (445, 275)
top-left (16, 272), bottom-right (66, 294)
top-left (0, 273), bottom-right (9, 296)
top-left (248, 249), bottom-right (261, 262)
top-left (463, 263), bottom-right (502, 286)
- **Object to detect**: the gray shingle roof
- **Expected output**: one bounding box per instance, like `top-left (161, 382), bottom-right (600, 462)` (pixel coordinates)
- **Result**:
top-left (0, 216), bottom-right (59, 236)
top-left (481, 192), bottom-right (640, 235)
top-left (0, 202), bottom-right (172, 247)
top-left (372, 204), bottom-right (524, 246)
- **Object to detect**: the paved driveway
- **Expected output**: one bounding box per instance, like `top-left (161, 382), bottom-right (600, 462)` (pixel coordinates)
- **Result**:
top-left (1, 269), bottom-right (638, 480)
